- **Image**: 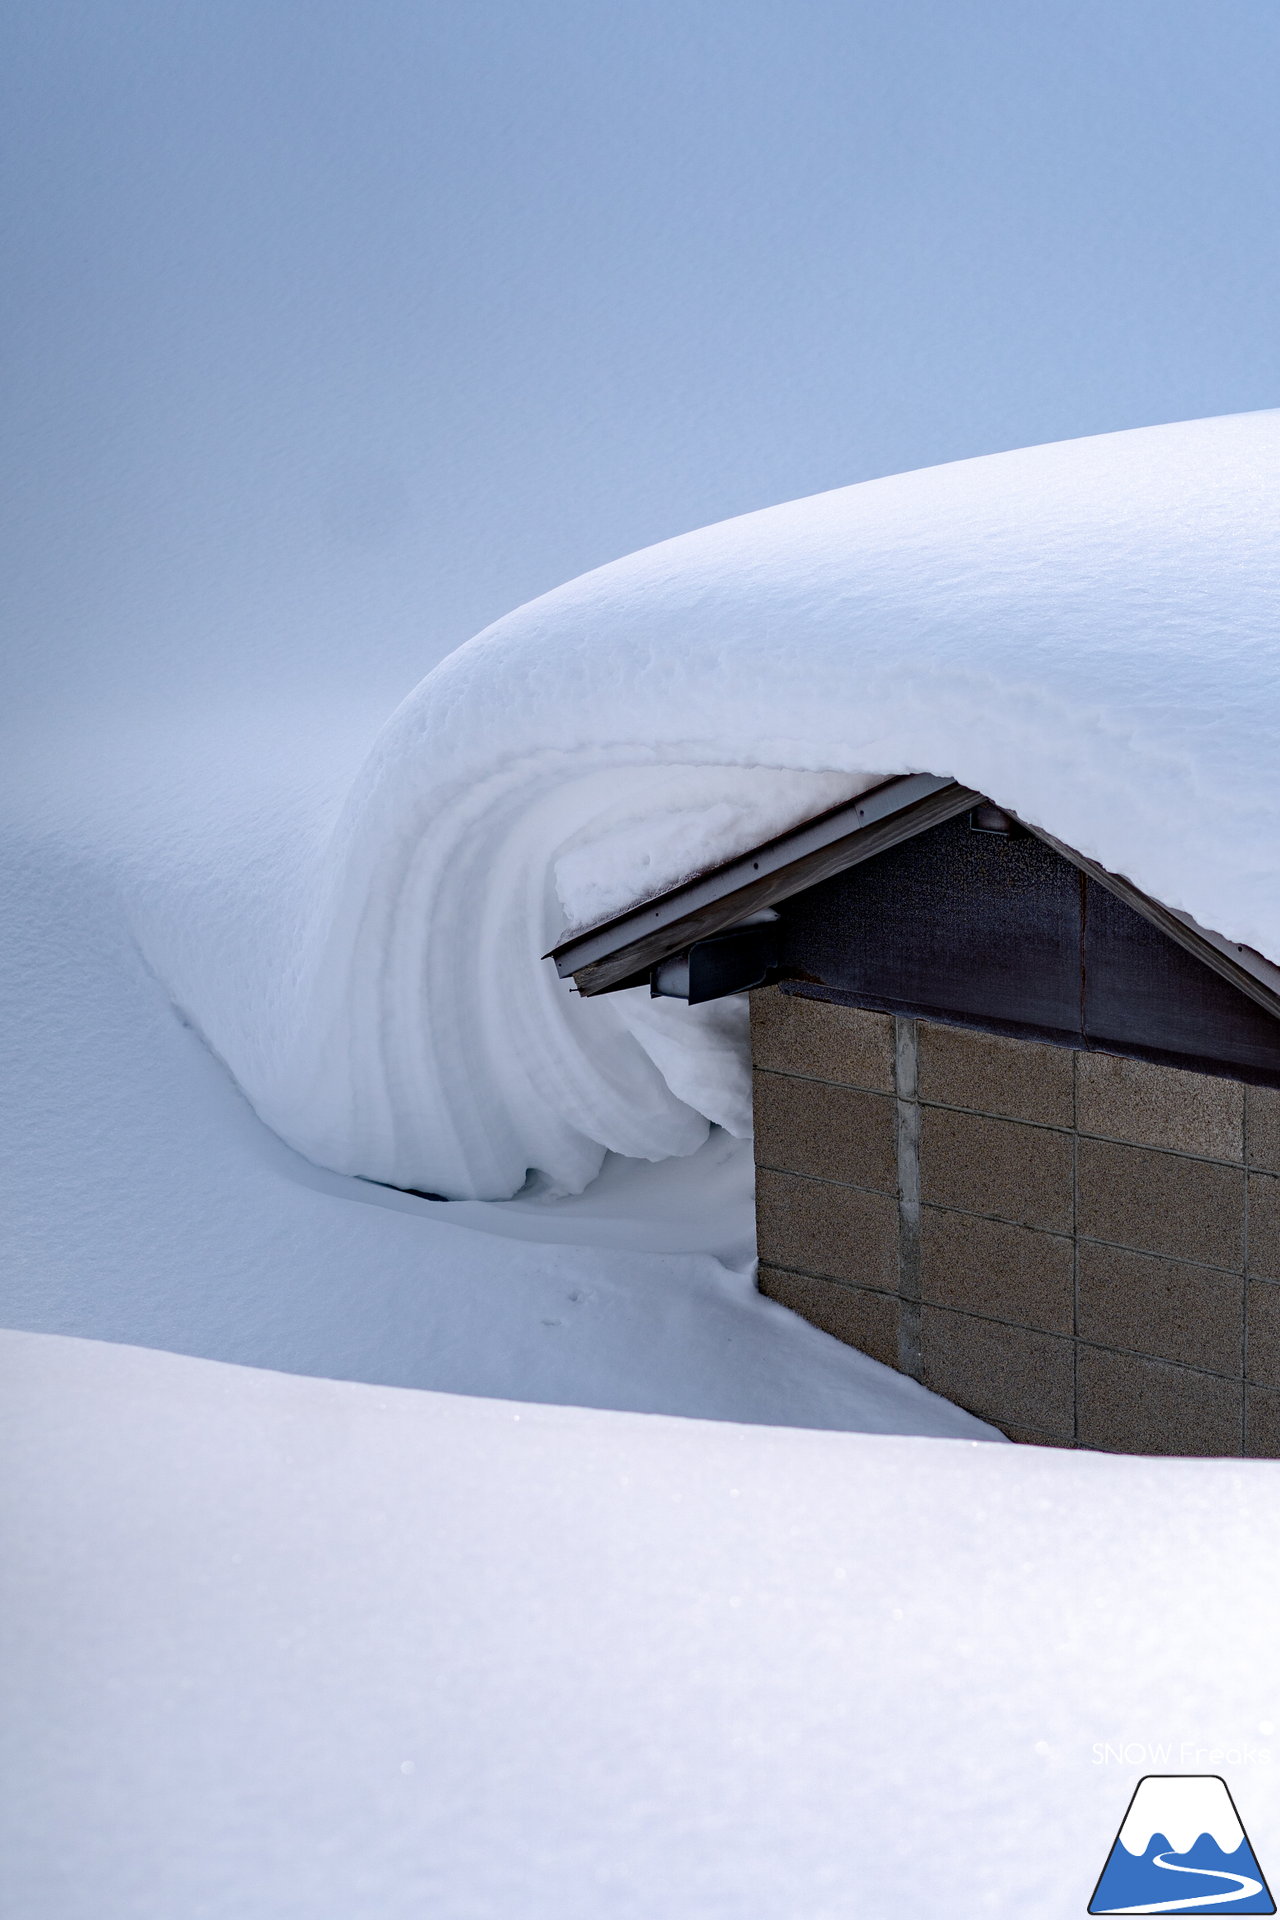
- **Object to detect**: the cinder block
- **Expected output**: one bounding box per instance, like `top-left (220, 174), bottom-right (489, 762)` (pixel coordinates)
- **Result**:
top-left (757, 1266), bottom-right (899, 1366)
top-left (1245, 1385), bottom-right (1280, 1458)
top-left (754, 1167), bottom-right (899, 1291)
top-left (1076, 1347), bottom-right (1242, 1456)
top-left (1246, 1279), bottom-right (1280, 1388)
top-left (917, 1022), bottom-right (1073, 1127)
top-left (1077, 1050), bottom-right (1243, 1162)
top-left (919, 1306), bottom-right (1074, 1436)
top-left (749, 987), bottom-right (894, 1091)
top-left (919, 1108), bottom-right (1073, 1232)
top-left (1247, 1084), bottom-right (1280, 1175)
top-left (1077, 1242), bottom-right (1244, 1376)
top-left (919, 1206), bottom-right (1073, 1334)
top-left (749, 994), bottom-right (1265, 1457)
top-left (753, 1072), bottom-right (896, 1193)
top-left (1077, 1138), bottom-right (1244, 1270)
top-left (1248, 1172), bottom-right (1280, 1280)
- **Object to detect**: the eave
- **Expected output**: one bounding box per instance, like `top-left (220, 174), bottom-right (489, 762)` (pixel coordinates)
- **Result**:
top-left (548, 771), bottom-right (1280, 1027)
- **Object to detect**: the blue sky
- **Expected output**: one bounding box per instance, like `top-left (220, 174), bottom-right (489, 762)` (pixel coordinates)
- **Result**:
top-left (4, 1), bottom-right (1279, 716)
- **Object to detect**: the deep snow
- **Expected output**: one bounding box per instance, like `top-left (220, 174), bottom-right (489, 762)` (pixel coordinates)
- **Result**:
top-left (6, 1329), bottom-right (1280, 1920)
top-left (117, 409), bottom-right (1280, 1199)
top-left (8, 413), bottom-right (1280, 1917)
top-left (0, 697), bottom-right (989, 1438)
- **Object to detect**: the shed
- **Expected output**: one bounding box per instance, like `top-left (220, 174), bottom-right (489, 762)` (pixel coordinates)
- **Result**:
top-left (551, 773), bottom-right (1280, 1455)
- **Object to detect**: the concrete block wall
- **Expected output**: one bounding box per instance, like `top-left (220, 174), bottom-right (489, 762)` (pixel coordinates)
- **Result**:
top-left (750, 984), bottom-right (1280, 1454)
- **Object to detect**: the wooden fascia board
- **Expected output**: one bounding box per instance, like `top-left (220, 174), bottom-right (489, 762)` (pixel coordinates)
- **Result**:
top-left (550, 772), bottom-right (981, 997)
top-left (1022, 823), bottom-right (1280, 1027)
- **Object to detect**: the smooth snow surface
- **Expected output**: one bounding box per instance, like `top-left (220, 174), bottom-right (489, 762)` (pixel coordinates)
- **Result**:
top-left (127, 410), bottom-right (1280, 1197)
top-left (6, 1330), bottom-right (1280, 1920)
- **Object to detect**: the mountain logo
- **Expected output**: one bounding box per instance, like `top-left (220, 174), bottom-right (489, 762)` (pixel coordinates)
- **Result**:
top-left (1089, 1775), bottom-right (1275, 1914)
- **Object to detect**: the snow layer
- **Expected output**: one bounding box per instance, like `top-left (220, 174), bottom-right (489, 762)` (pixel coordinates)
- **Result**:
top-left (129, 410), bottom-right (1280, 1198)
top-left (6, 1328), bottom-right (1280, 1920)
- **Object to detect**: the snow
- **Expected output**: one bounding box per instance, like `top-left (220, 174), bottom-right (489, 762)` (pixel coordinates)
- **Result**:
top-left (0, 697), bottom-right (990, 1440)
top-left (7, 411), bottom-right (1280, 1914)
top-left (5, 1327), bottom-right (1280, 1919)
top-left (110, 409), bottom-right (1280, 1199)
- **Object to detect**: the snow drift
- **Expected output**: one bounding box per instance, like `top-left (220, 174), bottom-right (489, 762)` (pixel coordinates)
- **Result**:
top-left (7, 1328), bottom-right (1280, 1919)
top-left (135, 410), bottom-right (1280, 1198)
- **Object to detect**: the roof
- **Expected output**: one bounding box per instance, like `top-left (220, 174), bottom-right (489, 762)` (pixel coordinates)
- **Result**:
top-left (549, 772), bottom-right (1280, 1022)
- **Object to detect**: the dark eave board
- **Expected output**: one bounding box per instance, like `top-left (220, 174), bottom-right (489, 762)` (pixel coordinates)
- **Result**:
top-left (1024, 823), bottom-right (1280, 1029)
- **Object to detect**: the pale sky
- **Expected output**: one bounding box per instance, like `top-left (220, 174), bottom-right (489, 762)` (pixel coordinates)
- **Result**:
top-left (4, 1), bottom-right (1279, 718)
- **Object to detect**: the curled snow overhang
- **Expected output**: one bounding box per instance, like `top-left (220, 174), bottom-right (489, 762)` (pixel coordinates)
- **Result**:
top-left (130, 408), bottom-right (1280, 1197)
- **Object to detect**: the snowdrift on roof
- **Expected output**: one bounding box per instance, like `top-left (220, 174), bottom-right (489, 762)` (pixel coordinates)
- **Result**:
top-left (138, 410), bottom-right (1280, 1197)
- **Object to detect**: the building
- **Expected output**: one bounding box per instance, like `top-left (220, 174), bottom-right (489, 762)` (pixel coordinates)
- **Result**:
top-left (551, 773), bottom-right (1280, 1456)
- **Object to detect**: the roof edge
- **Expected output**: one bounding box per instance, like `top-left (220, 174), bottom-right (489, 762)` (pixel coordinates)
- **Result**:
top-left (1024, 824), bottom-right (1280, 1028)
top-left (549, 773), bottom-right (980, 996)
top-left (549, 771), bottom-right (1280, 1026)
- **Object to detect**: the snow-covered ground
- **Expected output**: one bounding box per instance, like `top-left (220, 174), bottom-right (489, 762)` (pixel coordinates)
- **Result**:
top-left (7, 415), bottom-right (1280, 1916)
top-left (6, 1329), bottom-right (1280, 1918)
